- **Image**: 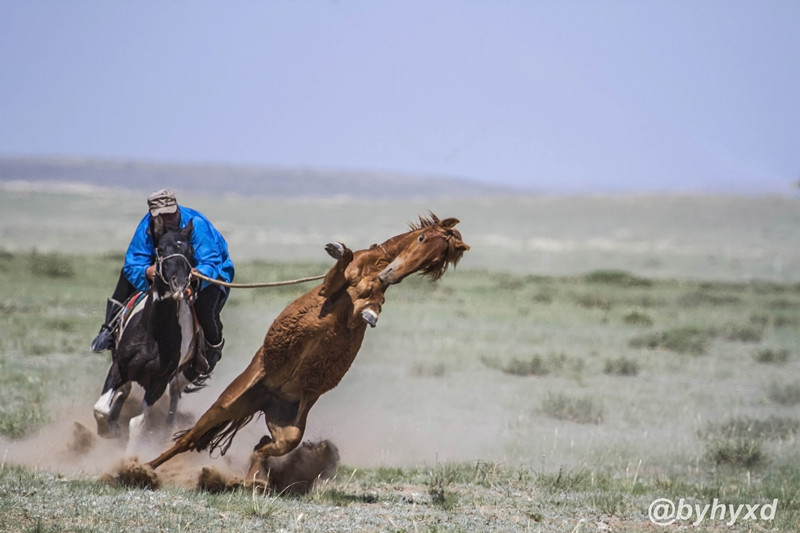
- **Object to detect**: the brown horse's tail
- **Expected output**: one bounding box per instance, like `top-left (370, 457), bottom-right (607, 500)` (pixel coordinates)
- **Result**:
top-left (174, 414), bottom-right (256, 457)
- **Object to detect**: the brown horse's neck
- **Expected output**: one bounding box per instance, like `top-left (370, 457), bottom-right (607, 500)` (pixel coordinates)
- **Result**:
top-left (375, 231), bottom-right (418, 260)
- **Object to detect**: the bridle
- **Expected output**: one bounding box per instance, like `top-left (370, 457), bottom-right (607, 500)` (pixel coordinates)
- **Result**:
top-left (155, 251), bottom-right (194, 300)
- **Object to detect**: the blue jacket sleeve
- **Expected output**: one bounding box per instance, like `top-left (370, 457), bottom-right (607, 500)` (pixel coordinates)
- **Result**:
top-left (183, 208), bottom-right (235, 288)
top-left (191, 216), bottom-right (224, 282)
top-left (122, 214), bottom-right (156, 292)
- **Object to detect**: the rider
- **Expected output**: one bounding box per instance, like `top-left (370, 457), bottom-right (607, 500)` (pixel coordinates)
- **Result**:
top-left (90, 189), bottom-right (235, 380)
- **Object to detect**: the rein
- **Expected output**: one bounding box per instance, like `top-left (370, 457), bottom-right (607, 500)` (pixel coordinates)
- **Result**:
top-left (157, 250), bottom-right (325, 290)
top-left (191, 270), bottom-right (325, 289)
top-left (156, 253), bottom-right (193, 287)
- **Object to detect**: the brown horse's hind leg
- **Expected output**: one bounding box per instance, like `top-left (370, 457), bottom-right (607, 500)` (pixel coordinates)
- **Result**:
top-left (146, 360), bottom-right (267, 470)
top-left (245, 397), bottom-right (317, 483)
top-left (146, 387), bottom-right (260, 470)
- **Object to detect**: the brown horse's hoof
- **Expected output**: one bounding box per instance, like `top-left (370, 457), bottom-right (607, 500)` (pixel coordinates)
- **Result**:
top-left (361, 309), bottom-right (379, 327)
top-left (325, 242), bottom-right (345, 260)
top-left (110, 458), bottom-right (161, 490)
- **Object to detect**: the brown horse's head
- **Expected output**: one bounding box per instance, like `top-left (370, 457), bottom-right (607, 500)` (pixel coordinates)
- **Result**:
top-left (378, 214), bottom-right (469, 285)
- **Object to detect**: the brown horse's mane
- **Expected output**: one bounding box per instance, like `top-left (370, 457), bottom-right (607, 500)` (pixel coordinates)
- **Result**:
top-left (407, 213), bottom-right (441, 231)
top-left (408, 213), bottom-right (467, 281)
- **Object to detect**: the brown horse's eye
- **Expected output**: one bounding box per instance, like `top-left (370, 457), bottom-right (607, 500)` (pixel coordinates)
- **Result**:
top-left (418, 234), bottom-right (425, 242)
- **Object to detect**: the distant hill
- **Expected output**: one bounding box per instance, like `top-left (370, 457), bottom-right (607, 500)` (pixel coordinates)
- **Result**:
top-left (0, 157), bottom-right (514, 198)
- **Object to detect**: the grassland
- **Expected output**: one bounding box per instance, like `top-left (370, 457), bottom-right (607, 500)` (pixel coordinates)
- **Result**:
top-left (1, 189), bottom-right (800, 531)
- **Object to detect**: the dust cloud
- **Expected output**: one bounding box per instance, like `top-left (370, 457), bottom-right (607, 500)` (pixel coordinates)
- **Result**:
top-left (0, 382), bottom-right (337, 492)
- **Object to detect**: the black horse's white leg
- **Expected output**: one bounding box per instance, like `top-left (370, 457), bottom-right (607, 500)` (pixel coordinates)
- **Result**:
top-left (127, 381), bottom-right (171, 453)
top-left (94, 380), bottom-right (131, 438)
top-left (127, 398), bottom-right (153, 454)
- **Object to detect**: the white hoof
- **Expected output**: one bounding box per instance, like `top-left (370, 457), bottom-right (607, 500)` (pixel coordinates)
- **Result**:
top-left (325, 242), bottom-right (345, 260)
top-left (361, 309), bottom-right (379, 328)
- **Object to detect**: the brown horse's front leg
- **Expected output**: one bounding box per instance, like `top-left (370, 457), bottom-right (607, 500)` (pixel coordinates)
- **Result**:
top-left (320, 243), bottom-right (354, 297)
top-left (349, 275), bottom-right (386, 328)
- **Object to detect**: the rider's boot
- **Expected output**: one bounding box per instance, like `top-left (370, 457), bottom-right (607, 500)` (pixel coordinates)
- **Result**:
top-left (90, 299), bottom-right (121, 353)
top-left (186, 339), bottom-right (224, 391)
top-left (204, 338), bottom-right (224, 374)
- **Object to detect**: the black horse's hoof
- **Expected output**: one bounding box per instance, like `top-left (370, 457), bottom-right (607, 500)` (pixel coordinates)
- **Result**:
top-left (325, 242), bottom-right (345, 260)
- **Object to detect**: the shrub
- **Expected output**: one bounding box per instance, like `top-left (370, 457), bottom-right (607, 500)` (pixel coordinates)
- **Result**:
top-left (540, 392), bottom-right (603, 424)
top-left (755, 348), bottom-right (790, 365)
top-left (629, 327), bottom-right (711, 355)
top-left (29, 251), bottom-right (75, 278)
top-left (575, 293), bottom-right (611, 310)
top-left (536, 465), bottom-right (590, 493)
top-left (583, 270), bottom-right (651, 287)
top-left (768, 382), bottom-right (800, 406)
top-left (603, 357), bottom-right (640, 376)
top-left (705, 436), bottom-right (764, 467)
top-left (678, 290), bottom-right (740, 307)
top-left (703, 416), bottom-right (800, 441)
top-left (426, 463), bottom-right (462, 509)
top-left (483, 352), bottom-right (583, 377)
top-left (720, 323), bottom-right (764, 343)
top-left (623, 310), bottom-right (654, 326)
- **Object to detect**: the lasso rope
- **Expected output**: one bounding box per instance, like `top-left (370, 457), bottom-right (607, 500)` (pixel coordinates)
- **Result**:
top-left (192, 270), bottom-right (325, 289)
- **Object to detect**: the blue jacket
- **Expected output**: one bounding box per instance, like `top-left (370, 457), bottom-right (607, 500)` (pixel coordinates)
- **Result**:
top-left (122, 206), bottom-right (235, 292)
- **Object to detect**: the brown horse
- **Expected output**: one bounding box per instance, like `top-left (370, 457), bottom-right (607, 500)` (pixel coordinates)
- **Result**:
top-left (145, 214), bottom-right (468, 481)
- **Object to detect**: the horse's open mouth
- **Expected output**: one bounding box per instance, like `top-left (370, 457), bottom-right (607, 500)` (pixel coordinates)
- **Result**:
top-left (166, 283), bottom-right (191, 301)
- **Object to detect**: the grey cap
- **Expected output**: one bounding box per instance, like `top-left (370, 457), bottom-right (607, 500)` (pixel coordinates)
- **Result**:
top-left (147, 189), bottom-right (178, 216)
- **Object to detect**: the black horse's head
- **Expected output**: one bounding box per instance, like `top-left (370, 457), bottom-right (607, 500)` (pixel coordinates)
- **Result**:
top-left (153, 220), bottom-right (195, 301)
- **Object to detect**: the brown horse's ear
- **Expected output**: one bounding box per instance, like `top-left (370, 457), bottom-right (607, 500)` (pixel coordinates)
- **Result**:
top-left (439, 217), bottom-right (460, 229)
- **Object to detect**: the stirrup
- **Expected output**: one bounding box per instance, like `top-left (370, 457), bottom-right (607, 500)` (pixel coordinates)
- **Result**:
top-left (185, 339), bottom-right (224, 392)
top-left (90, 325), bottom-right (115, 353)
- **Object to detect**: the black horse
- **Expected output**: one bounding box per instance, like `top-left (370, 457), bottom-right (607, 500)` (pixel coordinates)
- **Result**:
top-left (93, 221), bottom-right (209, 446)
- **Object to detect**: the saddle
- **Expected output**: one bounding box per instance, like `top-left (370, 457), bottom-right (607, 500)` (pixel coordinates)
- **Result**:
top-left (106, 292), bottom-right (148, 346)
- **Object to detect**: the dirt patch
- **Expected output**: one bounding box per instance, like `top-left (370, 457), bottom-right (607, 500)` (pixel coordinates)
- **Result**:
top-left (256, 439), bottom-right (339, 495)
top-left (102, 457), bottom-right (161, 490)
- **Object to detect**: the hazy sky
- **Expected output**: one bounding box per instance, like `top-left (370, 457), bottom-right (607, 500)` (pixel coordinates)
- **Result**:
top-left (1, 1), bottom-right (798, 194)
